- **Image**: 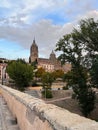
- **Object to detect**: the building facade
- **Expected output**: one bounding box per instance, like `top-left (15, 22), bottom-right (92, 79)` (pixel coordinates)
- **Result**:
top-left (0, 63), bottom-right (9, 84)
top-left (29, 39), bottom-right (71, 72)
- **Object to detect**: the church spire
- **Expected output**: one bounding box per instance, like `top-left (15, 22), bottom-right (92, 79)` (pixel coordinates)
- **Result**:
top-left (29, 37), bottom-right (38, 63)
top-left (33, 37), bottom-right (35, 43)
top-left (49, 50), bottom-right (56, 63)
top-left (32, 37), bottom-right (38, 47)
top-left (51, 50), bottom-right (54, 54)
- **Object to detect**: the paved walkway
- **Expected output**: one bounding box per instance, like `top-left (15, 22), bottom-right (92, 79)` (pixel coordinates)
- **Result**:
top-left (0, 95), bottom-right (20, 130)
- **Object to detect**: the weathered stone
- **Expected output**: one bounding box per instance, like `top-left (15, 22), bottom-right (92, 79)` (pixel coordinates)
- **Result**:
top-left (0, 84), bottom-right (98, 130)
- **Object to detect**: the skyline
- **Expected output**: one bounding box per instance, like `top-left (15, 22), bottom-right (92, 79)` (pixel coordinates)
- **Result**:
top-left (0, 0), bottom-right (98, 61)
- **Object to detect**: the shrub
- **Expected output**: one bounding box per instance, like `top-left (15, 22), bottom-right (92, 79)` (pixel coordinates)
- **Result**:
top-left (63, 86), bottom-right (69, 90)
top-left (42, 89), bottom-right (53, 98)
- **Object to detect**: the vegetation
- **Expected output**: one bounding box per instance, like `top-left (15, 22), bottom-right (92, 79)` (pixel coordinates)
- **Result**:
top-left (35, 67), bottom-right (46, 78)
top-left (52, 69), bottom-right (64, 80)
top-left (7, 59), bottom-right (33, 91)
top-left (62, 86), bottom-right (69, 90)
top-left (56, 18), bottom-right (98, 117)
top-left (90, 55), bottom-right (98, 88)
top-left (42, 89), bottom-right (53, 98)
top-left (41, 72), bottom-right (54, 98)
top-left (31, 60), bottom-right (38, 69)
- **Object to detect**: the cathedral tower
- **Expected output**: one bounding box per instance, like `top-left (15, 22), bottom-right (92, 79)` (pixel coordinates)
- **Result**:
top-left (29, 39), bottom-right (38, 63)
top-left (49, 50), bottom-right (56, 64)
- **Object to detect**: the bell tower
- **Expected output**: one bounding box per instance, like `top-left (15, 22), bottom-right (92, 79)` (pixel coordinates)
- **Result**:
top-left (29, 39), bottom-right (38, 63)
top-left (49, 50), bottom-right (56, 64)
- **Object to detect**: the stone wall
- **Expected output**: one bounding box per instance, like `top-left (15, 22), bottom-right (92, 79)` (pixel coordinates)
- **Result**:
top-left (0, 85), bottom-right (98, 130)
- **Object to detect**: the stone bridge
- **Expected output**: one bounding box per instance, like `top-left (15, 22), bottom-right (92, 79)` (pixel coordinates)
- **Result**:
top-left (0, 84), bottom-right (98, 130)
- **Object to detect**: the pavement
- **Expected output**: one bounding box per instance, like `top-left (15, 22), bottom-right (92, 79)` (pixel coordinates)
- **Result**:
top-left (0, 95), bottom-right (20, 130)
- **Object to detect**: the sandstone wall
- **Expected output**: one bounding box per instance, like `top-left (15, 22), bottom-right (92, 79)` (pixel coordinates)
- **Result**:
top-left (0, 85), bottom-right (98, 130)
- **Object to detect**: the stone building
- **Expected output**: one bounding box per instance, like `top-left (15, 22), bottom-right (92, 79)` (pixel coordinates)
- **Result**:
top-left (29, 39), bottom-right (71, 72)
top-left (29, 39), bottom-right (38, 63)
top-left (0, 63), bottom-right (8, 84)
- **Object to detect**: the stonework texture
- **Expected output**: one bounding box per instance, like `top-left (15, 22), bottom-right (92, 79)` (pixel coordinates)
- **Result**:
top-left (0, 85), bottom-right (98, 130)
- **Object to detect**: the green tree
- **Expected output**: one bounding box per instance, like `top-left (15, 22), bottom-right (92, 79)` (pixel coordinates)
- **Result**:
top-left (31, 60), bottom-right (38, 70)
top-left (7, 59), bottom-right (33, 91)
top-left (52, 69), bottom-right (64, 80)
top-left (35, 67), bottom-right (46, 78)
top-left (41, 72), bottom-right (54, 98)
top-left (17, 58), bottom-right (26, 64)
top-left (90, 55), bottom-right (98, 88)
top-left (56, 18), bottom-right (96, 117)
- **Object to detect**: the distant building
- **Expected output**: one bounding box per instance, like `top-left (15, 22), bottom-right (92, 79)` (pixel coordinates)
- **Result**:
top-left (0, 59), bottom-right (9, 84)
top-left (29, 39), bottom-right (71, 72)
top-left (0, 63), bottom-right (9, 83)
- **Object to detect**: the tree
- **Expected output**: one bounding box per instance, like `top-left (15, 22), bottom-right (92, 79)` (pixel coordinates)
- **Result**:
top-left (52, 69), bottom-right (64, 80)
top-left (31, 59), bottom-right (38, 70)
top-left (17, 58), bottom-right (26, 64)
top-left (41, 72), bottom-right (54, 98)
top-left (7, 59), bottom-right (33, 91)
top-left (76, 18), bottom-right (98, 54)
top-left (56, 18), bottom-right (97, 117)
top-left (35, 67), bottom-right (45, 78)
top-left (90, 55), bottom-right (98, 88)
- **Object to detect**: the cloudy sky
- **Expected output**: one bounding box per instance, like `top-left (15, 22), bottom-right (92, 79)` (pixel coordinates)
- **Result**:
top-left (0, 0), bottom-right (98, 61)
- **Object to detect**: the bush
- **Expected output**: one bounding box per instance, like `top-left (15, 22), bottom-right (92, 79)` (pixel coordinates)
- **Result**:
top-left (6, 59), bottom-right (33, 91)
top-left (42, 89), bottom-right (53, 98)
top-left (32, 80), bottom-right (38, 87)
top-left (63, 86), bottom-right (69, 90)
top-left (72, 93), bottom-right (76, 99)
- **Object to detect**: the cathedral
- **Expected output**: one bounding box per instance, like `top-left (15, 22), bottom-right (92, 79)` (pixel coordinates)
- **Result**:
top-left (29, 39), bottom-right (71, 72)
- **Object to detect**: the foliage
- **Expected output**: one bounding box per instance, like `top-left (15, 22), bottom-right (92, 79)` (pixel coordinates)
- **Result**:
top-left (62, 86), bottom-right (69, 90)
top-left (90, 55), bottom-right (98, 88)
top-left (42, 89), bottom-right (53, 98)
top-left (31, 60), bottom-right (38, 69)
top-left (0, 60), bottom-right (3, 63)
top-left (41, 72), bottom-right (54, 88)
top-left (7, 59), bottom-right (33, 91)
top-left (35, 67), bottom-right (45, 78)
top-left (41, 72), bottom-right (54, 98)
top-left (31, 80), bottom-right (38, 87)
top-left (17, 58), bottom-right (26, 64)
top-left (52, 69), bottom-right (64, 80)
top-left (55, 18), bottom-right (97, 117)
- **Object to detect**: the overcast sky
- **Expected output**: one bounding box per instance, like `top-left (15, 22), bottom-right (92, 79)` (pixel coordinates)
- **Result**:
top-left (0, 0), bottom-right (98, 61)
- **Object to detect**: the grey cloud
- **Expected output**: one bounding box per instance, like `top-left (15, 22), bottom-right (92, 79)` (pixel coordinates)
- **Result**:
top-left (0, 19), bottom-right (74, 58)
top-left (65, 0), bottom-right (96, 19)
top-left (0, 9), bottom-right (98, 59)
top-left (1, 10), bottom-right (98, 58)
top-left (76, 10), bottom-right (98, 22)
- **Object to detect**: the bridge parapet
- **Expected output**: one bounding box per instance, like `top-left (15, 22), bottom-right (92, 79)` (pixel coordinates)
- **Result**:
top-left (0, 85), bottom-right (98, 130)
